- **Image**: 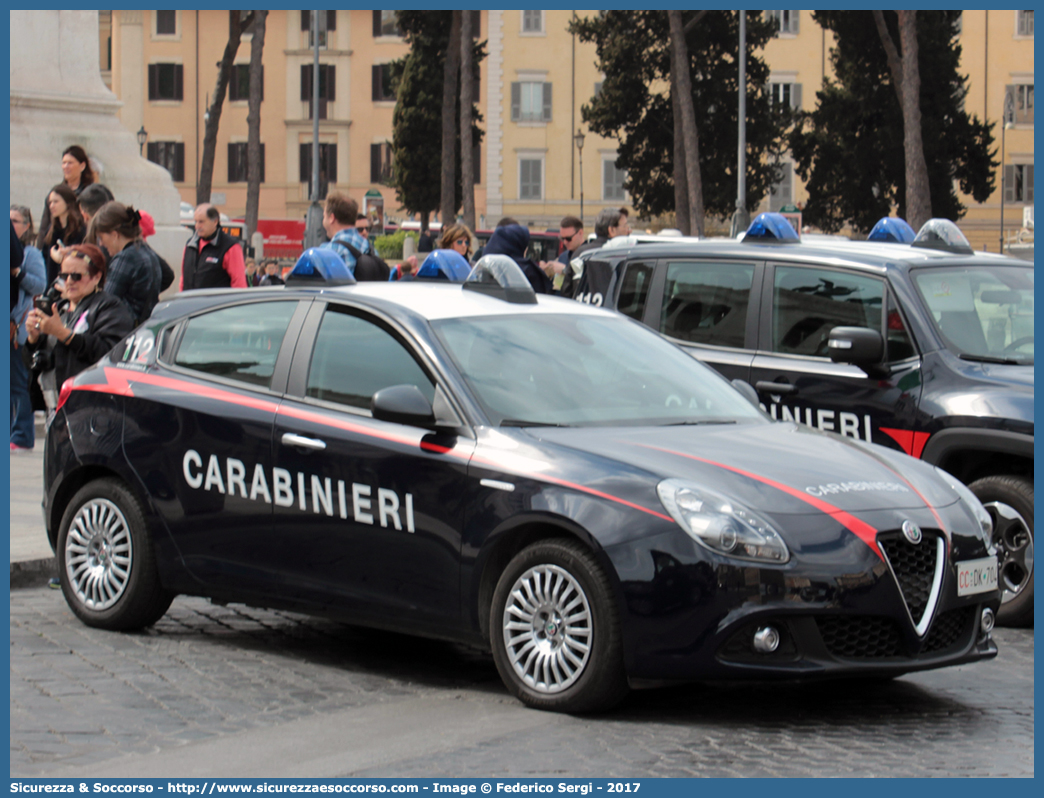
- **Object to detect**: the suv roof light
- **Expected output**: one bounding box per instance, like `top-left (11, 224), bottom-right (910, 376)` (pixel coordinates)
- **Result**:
top-left (463, 255), bottom-right (537, 304)
top-left (285, 248), bottom-right (357, 287)
top-left (867, 217), bottom-right (916, 243)
top-left (744, 212), bottom-right (800, 242)
top-left (911, 218), bottom-right (974, 255)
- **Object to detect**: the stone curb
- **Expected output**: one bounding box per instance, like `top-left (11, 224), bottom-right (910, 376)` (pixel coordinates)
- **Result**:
top-left (11, 558), bottom-right (56, 589)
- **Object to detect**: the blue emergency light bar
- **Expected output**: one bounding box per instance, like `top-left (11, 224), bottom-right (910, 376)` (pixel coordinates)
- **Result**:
top-left (744, 212), bottom-right (800, 242)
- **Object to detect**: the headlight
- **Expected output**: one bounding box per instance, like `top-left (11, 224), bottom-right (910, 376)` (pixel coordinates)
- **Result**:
top-left (933, 466), bottom-right (993, 548)
top-left (657, 479), bottom-right (790, 563)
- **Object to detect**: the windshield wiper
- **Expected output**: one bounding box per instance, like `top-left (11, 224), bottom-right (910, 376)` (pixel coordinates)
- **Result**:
top-left (958, 353), bottom-right (1030, 365)
top-left (661, 419), bottom-right (738, 426)
top-left (499, 419), bottom-right (570, 427)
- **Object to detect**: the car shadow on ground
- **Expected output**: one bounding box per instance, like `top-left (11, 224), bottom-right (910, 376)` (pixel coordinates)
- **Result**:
top-left (135, 597), bottom-right (992, 727)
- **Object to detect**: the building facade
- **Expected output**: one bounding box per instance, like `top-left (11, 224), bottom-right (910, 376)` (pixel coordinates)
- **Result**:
top-left (104, 10), bottom-right (1032, 249)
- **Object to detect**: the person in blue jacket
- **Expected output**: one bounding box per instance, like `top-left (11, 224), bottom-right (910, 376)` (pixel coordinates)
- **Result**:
top-left (10, 207), bottom-right (48, 451)
top-left (480, 223), bottom-right (553, 293)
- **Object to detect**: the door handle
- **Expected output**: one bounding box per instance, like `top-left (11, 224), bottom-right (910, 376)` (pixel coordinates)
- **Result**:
top-left (755, 381), bottom-right (797, 396)
top-left (281, 432), bottom-right (327, 451)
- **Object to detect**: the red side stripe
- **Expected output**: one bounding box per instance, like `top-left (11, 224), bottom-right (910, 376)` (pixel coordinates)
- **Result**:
top-left (82, 367), bottom-right (673, 523)
top-left (631, 443), bottom-right (884, 560)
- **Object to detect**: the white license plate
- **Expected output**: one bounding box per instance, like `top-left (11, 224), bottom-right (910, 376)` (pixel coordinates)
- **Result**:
top-left (957, 556), bottom-right (999, 596)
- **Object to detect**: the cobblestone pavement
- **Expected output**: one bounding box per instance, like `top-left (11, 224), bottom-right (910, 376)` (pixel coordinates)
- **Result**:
top-left (11, 587), bottom-right (1033, 778)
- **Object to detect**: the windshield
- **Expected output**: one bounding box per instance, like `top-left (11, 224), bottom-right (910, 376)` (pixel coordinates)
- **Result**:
top-left (432, 313), bottom-right (765, 427)
top-left (913, 265), bottom-right (1033, 364)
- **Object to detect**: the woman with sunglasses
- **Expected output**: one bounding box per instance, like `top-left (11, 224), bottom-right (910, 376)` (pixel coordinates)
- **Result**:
top-left (24, 244), bottom-right (134, 412)
top-left (438, 223), bottom-right (474, 263)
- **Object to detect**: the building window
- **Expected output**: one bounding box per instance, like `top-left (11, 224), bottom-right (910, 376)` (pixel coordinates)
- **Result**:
top-left (228, 143), bottom-right (265, 183)
top-left (594, 81), bottom-right (603, 97)
top-left (374, 11), bottom-right (401, 37)
top-left (300, 143), bottom-right (338, 198)
top-left (301, 64), bottom-right (336, 120)
top-left (1004, 164), bottom-right (1034, 203)
top-left (511, 81), bottom-right (552, 123)
top-left (1006, 84), bottom-right (1034, 124)
top-left (521, 11), bottom-right (544, 34)
top-left (769, 162), bottom-right (793, 212)
top-left (229, 64), bottom-right (263, 102)
top-left (519, 157), bottom-right (543, 200)
top-left (148, 63), bottom-right (183, 101)
top-left (300, 10), bottom-right (336, 47)
top-left (155, 10), bottom-right (176, 36)
top-left (770, 82), bottom-right (802, 110)
top-left (372, 64), bottom-right (396, 102)
top-left (146, 141), bottom-right (184, 182)
top-left (603, 159), bottom-right (626, 201)
top-left (371, 142), bottom-right (393, 184)
top-left (767, 10), bottom-right (799, 35)
top-left (1017, 10), bottom-right (1034, 36)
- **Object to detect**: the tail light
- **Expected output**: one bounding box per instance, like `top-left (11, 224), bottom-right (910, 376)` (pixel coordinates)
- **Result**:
top-left (56, 377), bottom-right (75, 411)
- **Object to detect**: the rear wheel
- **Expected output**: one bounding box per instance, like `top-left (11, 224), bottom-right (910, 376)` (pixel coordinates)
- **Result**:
top-left (57, 478), bottom-right (175, 631)
top-left (490, 539), bottom-right (629, 713)
top-left (969, 475), bottom-right (1033, 628)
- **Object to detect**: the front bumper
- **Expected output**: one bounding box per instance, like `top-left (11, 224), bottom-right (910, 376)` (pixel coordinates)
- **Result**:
top-left (606, 524), bottom-right (1000, 681)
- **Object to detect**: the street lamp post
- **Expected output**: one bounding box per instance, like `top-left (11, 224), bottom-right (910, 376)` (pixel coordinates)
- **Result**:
top-left (574, 128), bottom-right (586, 224)
top-left (999, 90), bottom-right (1015, 253)
top-left (137, 125), bottom-right (148, 156)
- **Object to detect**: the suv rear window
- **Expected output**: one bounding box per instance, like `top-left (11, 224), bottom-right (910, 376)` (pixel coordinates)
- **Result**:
top-left (659, 261), bottom-right (754, 348)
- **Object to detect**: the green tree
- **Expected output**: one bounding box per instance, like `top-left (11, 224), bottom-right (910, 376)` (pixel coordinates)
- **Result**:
top-left (790, 11), bottom-right (996, 233)
top-left (571, 11), bottom-right (789, 223)
top-left (391, 11), bottom-right (484, 228)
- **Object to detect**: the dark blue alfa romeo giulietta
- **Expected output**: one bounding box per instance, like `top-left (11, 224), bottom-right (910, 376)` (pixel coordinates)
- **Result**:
top-left (44, 256), bottom-right (1000, 712)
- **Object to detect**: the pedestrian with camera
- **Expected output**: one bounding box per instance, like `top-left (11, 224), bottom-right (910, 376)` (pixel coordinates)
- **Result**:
top-left (24, 244), bottom-right (134, 413)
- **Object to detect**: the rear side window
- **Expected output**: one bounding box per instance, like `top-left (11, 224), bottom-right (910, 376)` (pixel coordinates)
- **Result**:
top-left (306, 306), bottom-right (434, 410)
top-left (616, 262), bottom-right (654, 321)
top-left (772, 266), bottom-right (882, 357)
top-left (174, 301), bottom-right (298, 388)
top-left (659, 261), bottom-right (755, 348)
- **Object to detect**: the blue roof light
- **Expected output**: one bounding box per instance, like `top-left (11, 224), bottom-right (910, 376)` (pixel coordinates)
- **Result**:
top-left (867, 217), bottom-right (916, 243)
top-left (285, 248), bottom-right (357, 287)
top-left (744, 212), bottom-right (800, 242)
top-left (416, 249), bottom-right (473, 281)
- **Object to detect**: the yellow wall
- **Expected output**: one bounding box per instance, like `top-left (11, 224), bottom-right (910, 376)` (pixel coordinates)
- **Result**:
top-left (106, 10), bottom-right (1033, 246)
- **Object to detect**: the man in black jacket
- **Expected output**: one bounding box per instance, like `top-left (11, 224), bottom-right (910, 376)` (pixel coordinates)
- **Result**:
top-left (180, 204), bottom-right (247, 290)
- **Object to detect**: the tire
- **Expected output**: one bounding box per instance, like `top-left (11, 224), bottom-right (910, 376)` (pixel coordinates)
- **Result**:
top-left (489, 539), bottom-right (629, 713)
top-left (57, 478), bottom-right (175, 631)
top-left (969, 475), bottom-right (1034, 628)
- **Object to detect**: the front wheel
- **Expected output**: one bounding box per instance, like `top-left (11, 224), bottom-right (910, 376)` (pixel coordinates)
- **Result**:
top-left (969, 475), bottom-right (1033, 628)
top-left (57, 478), bottom-right (175, 631)
top-left (490, 539), bottom-right (629, 713)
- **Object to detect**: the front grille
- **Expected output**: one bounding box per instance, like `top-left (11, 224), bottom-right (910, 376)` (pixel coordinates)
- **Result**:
top-left (879, 533), bottom-right (939, 625)
top-left (923, 606), bottom-right (975, 653)
top-left (816, 615), bottom-right (902, 659)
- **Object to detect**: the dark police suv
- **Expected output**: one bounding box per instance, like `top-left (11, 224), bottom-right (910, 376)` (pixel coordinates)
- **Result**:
top-left (44, 254), bottom-right (1000, 712)
top-left (575, 215), bottom-right (1033, 627)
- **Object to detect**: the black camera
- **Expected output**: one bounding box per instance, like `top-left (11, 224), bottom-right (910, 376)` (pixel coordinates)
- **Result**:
top-left (30, 349), bottom-right (55, 373)
top-left (34, 283), bottom-right (63, 314)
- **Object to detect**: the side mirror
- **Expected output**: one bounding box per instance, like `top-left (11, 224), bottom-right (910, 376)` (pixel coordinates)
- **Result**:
top-left (371, 384), bottom-right (436, 427)
top-left (730, 379), bottom-right (761, 409)
top-left (827, 326), bottom-right (885, 375)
